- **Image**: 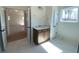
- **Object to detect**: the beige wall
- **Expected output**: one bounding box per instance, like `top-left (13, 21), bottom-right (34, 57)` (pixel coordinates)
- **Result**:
top-left (6, 9), bottom-right (25, 35)
top-left (46, 6), bottom-right (52, 26)
top-left (31, 6), bottom-right (52, 27)
top-left (50, 6), bottom-right (79, 44)
top-left (57, 7), bottom-right (79, 43)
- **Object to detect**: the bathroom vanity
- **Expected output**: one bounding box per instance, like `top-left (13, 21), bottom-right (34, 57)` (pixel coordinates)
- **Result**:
top-left (33, 27), bottom-right (50, 45)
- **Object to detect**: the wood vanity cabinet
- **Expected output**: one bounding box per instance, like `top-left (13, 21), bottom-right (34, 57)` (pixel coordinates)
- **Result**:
top-left (33, 28), bottom-right (50, 45)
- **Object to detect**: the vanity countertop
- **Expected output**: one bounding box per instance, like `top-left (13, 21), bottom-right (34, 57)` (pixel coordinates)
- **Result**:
top-left (33, 26), bottom-right (50, 30)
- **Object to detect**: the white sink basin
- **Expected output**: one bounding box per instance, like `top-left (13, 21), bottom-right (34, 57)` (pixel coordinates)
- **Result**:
top-left (34, 26), bottom-right (50, 30)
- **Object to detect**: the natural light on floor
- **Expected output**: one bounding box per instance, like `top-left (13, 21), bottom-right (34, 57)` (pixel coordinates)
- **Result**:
top-left (41, 41), bottom-right (63, 53)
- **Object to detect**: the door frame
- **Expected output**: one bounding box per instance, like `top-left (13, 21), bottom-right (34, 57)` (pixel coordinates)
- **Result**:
top-left (24, 7), bottom-right (32, 44)
top-left (0, 7), bottom-right (7, 51)
top-left (0, 18), bottom-right (5, 51)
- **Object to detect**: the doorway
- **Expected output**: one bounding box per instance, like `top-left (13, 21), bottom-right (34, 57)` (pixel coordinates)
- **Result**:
top-left (5, 8), bottom-right (27, 42)
top-left (0, 7), bottom-right (32, 52)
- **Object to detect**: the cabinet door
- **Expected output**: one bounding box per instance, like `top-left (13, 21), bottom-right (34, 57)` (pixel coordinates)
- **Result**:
top-left (38, 31), bottom-right (45, 43)
top-left (44, 30), bottom-right (50, 40)
top-left (38, 29), bottom-right (50, 44)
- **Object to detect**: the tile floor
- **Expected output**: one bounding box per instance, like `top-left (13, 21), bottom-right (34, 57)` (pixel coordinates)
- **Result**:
top-left (3, 38), bottom-right (78, 53)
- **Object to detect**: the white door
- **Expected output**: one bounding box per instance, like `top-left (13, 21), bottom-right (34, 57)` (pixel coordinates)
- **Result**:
top-left (0, 7), bottom-right (7, 51)
top-left (50, 7), bottom-right (59, 39)
top-left (53, 7), bottom-right (59, 38)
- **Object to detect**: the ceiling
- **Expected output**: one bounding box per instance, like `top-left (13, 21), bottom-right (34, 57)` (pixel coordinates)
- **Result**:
top-left (3, 6), bottom-right (30, 10)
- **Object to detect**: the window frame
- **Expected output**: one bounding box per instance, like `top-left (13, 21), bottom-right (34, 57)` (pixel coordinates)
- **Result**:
top-left (60, 7), bottom-right (78, 23)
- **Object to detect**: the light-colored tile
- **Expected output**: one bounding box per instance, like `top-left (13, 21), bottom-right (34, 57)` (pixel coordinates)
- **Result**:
top-left (3, 38), bottom-right (78, 53)
top-left (49, 39), bottom-right (78, 53)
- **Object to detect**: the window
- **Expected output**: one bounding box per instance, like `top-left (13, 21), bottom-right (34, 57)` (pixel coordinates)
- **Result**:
top-left (60, 7), bottom-right (78, 22)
